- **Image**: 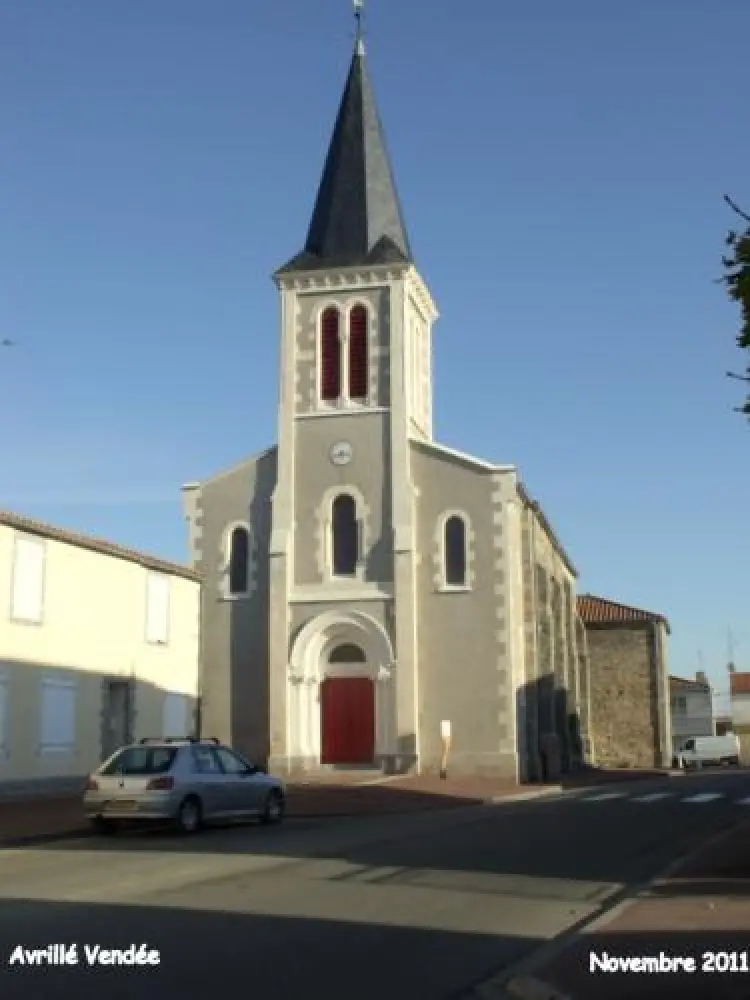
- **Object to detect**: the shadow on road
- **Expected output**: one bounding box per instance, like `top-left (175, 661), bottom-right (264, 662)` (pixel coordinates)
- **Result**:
top-left (0, 897), bottom-right (539, 999)
top-left (1, 898), bottom-right (749, 1000)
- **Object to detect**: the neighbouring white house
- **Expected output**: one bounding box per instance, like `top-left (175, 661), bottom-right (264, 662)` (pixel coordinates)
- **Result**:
top-left (0, 511), bottom-right (201, 795)
top-left (730, 670), bottom-right (750, 762)
top-left (669, 672), bottom-right (715, 756)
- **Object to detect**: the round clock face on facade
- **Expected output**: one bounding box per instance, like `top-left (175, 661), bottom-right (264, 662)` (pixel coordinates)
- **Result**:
top-left (330, 441), bottom-right (353, 466)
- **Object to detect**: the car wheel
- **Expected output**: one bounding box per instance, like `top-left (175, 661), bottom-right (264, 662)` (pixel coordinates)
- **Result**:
top-left (175, 796), bottom-right (202, 834)
top-left (260, 790), bottom-right (285, 825)
top-left (90, 817), bottom-right (117, 836)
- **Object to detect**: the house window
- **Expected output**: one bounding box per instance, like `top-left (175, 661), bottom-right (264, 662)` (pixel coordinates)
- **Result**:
top-left (10, 534), bottom-right (45, 624)
top-left (444, 516), bottom-right (467, 587)
top-left (331, 494), bottom-right (359, 577)
top-left (329, 643), bottom-right (366, 664)
top-left (40, 677), bottom-right (76, 753)
top-left (228, 526), bottom-right (249, 595)
top-left (672, 695), bottom-right (687, 714)
top-left (321, 307), bottom-right (341, 401)
top-left (348, 305), bottom-right (368, 400)
top-left (145, 573), bottom-right (170, 645)
top-left (162, 692), bottom-right (190, 739)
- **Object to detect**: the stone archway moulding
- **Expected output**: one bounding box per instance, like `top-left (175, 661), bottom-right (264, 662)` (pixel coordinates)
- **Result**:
top-left (286, 609), bottom-right (396, 765)
top-left (289, 609), bottom-right (395, 683)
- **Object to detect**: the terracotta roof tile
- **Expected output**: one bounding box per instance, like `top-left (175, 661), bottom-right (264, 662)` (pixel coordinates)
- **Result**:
top-left (730, 672), bottom-right (750, 696)
top-left (0, 510), bottom-right (200, 582)
top-left (577, 593), bottom-right (670, 633)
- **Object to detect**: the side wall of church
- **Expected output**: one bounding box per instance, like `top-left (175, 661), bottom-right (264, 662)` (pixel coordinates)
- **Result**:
top-left (410, 445), bottom-right (518, 779)
top-left (522, 503), bottom-right (588, 779)
top-left (184, 450), bottom-right (277, 765)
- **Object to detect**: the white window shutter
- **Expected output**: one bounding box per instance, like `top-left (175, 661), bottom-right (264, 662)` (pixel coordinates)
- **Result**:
top-left (11, 536), bottom-right (45, 623)
top-left (40, 678), bottom-right (76, 751)
top-left (146, 574), bottom-right (170, 644)
top-left (162, 692), bottom-right (188, 738)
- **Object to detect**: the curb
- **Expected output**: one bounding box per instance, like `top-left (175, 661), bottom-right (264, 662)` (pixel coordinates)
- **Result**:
top-left (0, 795), bottom-right (500, 850)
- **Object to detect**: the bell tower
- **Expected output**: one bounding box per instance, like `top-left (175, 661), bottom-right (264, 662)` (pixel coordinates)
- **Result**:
top-left (267, 4), bottom-right (438, 771)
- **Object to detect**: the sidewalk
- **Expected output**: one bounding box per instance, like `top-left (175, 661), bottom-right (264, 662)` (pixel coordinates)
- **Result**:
top-left (510, 817), bottom-right (750, 1000)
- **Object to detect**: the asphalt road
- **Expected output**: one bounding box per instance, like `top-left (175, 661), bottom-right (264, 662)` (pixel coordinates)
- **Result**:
top-left (0, 770), bottom-right (748, 999)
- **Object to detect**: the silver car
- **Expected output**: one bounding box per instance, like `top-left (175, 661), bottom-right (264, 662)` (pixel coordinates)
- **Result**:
top-left (83, 737), bottom-right (286, 834)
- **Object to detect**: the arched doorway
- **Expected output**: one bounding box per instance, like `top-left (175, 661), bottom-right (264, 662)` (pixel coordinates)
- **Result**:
top-left (321, 643), bottom-right (374, 765)
top-left (287, 610), bottom-right (395, 768)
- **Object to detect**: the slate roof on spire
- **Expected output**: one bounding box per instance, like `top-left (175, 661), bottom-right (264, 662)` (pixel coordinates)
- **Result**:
top-left (276, 41), bottom-right (413, 274)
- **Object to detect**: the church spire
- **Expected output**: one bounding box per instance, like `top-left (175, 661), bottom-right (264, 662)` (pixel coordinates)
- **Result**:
top-left (276, 2), bottom-right (413, 274)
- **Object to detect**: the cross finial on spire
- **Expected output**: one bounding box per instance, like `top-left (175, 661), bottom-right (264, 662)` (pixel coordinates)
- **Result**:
top-left (353, 0), bottom-right (365, 54)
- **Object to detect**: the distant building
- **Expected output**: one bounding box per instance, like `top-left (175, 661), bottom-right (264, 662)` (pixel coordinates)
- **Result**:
top-left (669, 672), bottom-right (714, 755)
top-left (577, 595), bottom-right (672, 769)
top-left (0, 511), bottom-right (201, 795)
top-left (729, 671), bottom-right (750, 762)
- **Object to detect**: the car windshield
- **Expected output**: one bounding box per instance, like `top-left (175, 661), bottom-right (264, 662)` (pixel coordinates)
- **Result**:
top-left (100, 746), bottom-right (178, 776)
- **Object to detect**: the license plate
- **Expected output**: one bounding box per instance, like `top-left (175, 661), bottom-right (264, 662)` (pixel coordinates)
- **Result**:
top-left (107, 800), bottom-right (137, 811)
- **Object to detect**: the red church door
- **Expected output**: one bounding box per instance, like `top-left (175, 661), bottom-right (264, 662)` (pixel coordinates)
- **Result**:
top-left (321, 677), bottom-right (375, 765)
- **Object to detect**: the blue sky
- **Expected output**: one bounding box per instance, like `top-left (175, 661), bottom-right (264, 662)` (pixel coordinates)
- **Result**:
top-left (1, 1), bottom-right (748, 707)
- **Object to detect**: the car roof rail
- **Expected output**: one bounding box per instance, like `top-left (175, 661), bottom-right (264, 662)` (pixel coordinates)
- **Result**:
top-left (138, 736), bottom-right (219, 746)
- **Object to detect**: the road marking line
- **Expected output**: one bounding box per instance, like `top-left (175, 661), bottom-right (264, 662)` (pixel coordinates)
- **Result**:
top-left (735, 797), bottom-right (750, 805)
top-left (682, 793), bottom-right (723, 803)
top-left (632, 792), bottom-right (671, 802)
top-left (580, 792), bottom-right (627, 802)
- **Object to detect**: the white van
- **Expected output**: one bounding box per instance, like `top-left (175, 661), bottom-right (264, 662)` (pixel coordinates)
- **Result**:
top-left (674, 734), bottom-right (741, 770)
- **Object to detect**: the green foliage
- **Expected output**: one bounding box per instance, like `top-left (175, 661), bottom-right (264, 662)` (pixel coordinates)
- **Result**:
top-left (721, 195), bottom-right (750, 417)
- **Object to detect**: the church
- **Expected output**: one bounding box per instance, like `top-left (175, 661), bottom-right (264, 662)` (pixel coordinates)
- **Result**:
top-left (181, 24), bottom-right (592, 782)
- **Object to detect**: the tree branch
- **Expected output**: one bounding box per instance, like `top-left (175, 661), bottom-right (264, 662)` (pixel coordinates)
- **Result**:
top-left (724, 193), bottom-right (750, 223)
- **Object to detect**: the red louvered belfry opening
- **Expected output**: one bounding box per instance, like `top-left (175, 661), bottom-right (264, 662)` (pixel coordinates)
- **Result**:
top-left (321, 677), bottom-right (375, 765)
top-left (348, 305), bottom-right (368, 400)
top-left (321, 308), bottom-right (341, 401)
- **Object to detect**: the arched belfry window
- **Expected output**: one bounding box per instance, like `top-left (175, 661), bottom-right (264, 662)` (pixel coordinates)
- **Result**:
top-left (229, 526), bottom-right (250, 595)
top-left (331, 494), bottom-right (358, 577)
top-left (321, 307), bottom-right (341, 402)
top-left (328, 643), bottom-right (366, 664)
top-left (444, 516), bottom-right (467, 587)
top-left (348, 305), bottom-right (368, 400)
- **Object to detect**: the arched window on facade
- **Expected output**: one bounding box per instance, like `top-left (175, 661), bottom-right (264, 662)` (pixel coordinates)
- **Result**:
top-left (328, 643), bottom-right (366, 664)
top-left (321, 307), bottom-right (341, 402)
top-left (331, 494), bottom-right (358, 577)
top-left (229, 526), bottom-right (250, 595)
top-left (348, 304), bottom-right (368, 401)
top-left (443, 516), bottom-right (467, 587)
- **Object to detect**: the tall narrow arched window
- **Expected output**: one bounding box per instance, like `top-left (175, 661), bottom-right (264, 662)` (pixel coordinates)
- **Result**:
top-left (331, 494), bottom-right (358, 577)
top-left (444, 516), bottom-right (467, 587)
top-left (348, 305), bottom-right (368, 401)
top-left (321, 307), bottom-right (341, 401)
top-left (229, 526), bottom-right (249, 595)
